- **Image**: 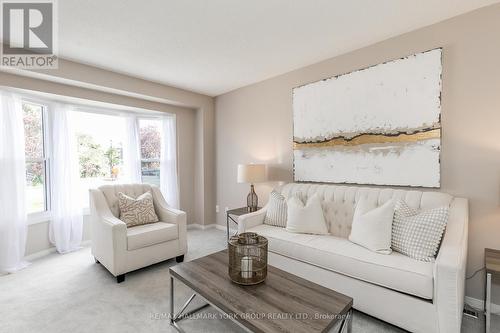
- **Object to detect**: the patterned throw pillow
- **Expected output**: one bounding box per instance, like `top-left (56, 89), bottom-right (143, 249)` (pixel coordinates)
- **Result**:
top-left (391, 200), bottom-right (449, 262)
top-left (264, 190), bottom-right (287, 228)
top-left (117, 191), bottom-right (159, 227)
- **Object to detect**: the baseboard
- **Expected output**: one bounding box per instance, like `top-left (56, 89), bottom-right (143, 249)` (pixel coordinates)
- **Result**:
top-left (187, 223), bottom-right (217, 230)
top-left (187, 223), bottom-right (237, 234)
top-left (215, 224), bottom-right (237, 234)
top-left (24, 247), bottom-right (57, 261)
top-left (24, 240), bottom-right (91, 261)
top-left (465, 296), bottom-right (500, 314)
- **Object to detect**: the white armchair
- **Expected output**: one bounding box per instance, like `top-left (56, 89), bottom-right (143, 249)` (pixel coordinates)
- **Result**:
top-left (89, 184), bottom-right (187, 283)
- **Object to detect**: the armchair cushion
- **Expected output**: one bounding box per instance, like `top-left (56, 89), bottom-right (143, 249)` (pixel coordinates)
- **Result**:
top-left (99, 184), bottom-right (155, 218)
top-left (118, 191), bottom-right (159, 227)
top-left (126, 222), bottom-right (178, 251)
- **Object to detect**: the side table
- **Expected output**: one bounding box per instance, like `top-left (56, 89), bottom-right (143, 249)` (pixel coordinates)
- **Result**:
top-left (485, 248), bottom-right (500, 333)
top-left (225, 207), bottom-right (260, 240)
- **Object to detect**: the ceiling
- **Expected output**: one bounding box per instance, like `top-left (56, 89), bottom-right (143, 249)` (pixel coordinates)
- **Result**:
top-left (58, 0), bottom-right (500, 96)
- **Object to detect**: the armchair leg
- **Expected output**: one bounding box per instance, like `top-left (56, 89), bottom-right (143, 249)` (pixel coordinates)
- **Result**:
top-left (116, 274), bottom-right (125, 283)
top-left (176, 255), bottom-right (184, 263)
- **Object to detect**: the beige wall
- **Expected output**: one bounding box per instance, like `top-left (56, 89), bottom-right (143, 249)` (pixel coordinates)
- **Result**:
top-left (215, 4), bottom-right (500, 301)
top-left (0, 59), bottom-right (215, 255)
top-left (25, 216), bottom-right (92, 256)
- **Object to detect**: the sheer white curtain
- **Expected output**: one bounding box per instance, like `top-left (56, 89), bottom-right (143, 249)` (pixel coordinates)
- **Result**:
top-left (0, 92), bottom-right (29, 274)
top-left (160, 115), bottom-right (179, 208)
top-left (49, 104), bottom-right (83, 254)
top-left (123, 114), bottom-right (142, 183)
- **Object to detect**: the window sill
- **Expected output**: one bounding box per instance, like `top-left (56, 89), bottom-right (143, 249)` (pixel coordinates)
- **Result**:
top-left (27, 212), bottom-right (52, 225)
top-left (27, 208), bottom-right (91, 225)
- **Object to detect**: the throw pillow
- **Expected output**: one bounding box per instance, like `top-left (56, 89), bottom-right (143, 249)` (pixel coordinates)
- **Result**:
top-left (286, 194), bottom-right (329, 235)
top-left (391, 200), bottom-right (449, 262)
top-left (349, 197), bottom-right (395, 254)
top-left (264, 190), bottom-right (287, 228)
top-left (118, 191), bottom-right (159, 227)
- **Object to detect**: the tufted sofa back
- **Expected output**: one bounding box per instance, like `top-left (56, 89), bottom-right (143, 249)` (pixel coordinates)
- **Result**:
top-left (98, 184), bottom-right (155, 218)
top-left (279, 183), bottom-right (454, 239)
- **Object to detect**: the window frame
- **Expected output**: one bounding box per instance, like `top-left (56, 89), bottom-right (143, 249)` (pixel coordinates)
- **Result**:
top-left (72, 110), bottom-right (128, 210)
top-left (22, 99), bottom-right (52, 222)
top-left (138, 117), bottom-right (162, 185)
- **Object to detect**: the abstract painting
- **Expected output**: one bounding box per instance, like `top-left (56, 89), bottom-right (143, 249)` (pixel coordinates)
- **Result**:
top-left (293, 48), bottom-right (442, 187)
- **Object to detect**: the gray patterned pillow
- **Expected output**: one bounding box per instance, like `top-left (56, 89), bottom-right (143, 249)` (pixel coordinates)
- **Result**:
top-left (391, 200), bottom-right (449, 262)
top-left (264, 190), bottom-right (287, 228)
top-left (118, 191), bottom-right (159, 227)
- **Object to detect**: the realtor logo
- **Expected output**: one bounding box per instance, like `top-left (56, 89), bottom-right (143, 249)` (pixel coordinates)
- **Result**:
top-left (1, 0), bottom-right (57, 68)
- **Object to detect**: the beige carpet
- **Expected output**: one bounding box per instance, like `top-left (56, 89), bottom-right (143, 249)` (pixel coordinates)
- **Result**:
top-left (0, 228), bottom-right (488, 333)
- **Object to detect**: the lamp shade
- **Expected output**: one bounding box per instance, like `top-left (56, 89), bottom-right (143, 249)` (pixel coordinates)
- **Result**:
top-left (237, 164), bottom-right (267, 184)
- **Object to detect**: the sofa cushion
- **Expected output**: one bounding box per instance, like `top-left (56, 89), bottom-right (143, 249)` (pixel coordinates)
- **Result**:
top-left (249, 224), bottom-right (434, 299)
top-left (264, 190), bottom-right (287, 228)
top-left (348, 197), bottom-right (395, 254)
top-left (286, 194), bottom-right (329, 235)
top-left (392, 200), bottom-right (449, 262)
top-left (126, 222), bottom-right (178, 251)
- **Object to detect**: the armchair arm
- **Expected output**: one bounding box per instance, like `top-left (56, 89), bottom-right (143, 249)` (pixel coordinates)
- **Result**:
top-left (434, 198), bottom-right (468, 333)
top-left (238, 206), bottom-right (268, 234)
top-left (150, 186), bottom-right (187, 224)
top-left (89, 189), bottom-right (127, 276)
top-left (150, 186), bottom-right (187, 254)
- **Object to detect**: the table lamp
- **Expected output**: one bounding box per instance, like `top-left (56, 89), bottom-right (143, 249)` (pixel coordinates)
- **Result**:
top-left (237, 164), bottom-right (267, 212)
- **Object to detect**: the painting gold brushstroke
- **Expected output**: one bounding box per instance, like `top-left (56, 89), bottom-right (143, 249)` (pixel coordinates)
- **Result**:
top-left (293, 128), bottom-right (440, 149)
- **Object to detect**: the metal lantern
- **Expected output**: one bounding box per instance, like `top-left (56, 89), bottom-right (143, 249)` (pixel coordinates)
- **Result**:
top-left (228, 232), bottom-right (268, 285)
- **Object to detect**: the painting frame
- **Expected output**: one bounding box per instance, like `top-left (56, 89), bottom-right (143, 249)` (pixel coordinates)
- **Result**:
top-left (292, 48), bottom-right (443, 188)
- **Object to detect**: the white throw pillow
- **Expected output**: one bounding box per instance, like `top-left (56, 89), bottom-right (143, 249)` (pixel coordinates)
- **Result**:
top-left (348, 197), bottom-right (395, 254)
top-left (391, 200), bottom-right (449, 262)
top-left (264, 190), bottom-right (287, 228)
top-left (286, 194), bottom-right (329, 235)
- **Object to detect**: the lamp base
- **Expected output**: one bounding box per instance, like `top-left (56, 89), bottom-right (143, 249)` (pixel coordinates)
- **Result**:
top-left (247, 184), bottom-right (258, 212)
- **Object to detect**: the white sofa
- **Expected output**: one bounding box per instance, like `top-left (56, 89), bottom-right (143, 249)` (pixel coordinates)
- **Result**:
top-left (89, 184), bottom-right (187, 283)
top-left (238, 183), bottom-right (468, 333)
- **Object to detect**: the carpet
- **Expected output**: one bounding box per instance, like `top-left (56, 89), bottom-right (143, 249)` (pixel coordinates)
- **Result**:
top-left (0, 228), bottom-right (486, 332)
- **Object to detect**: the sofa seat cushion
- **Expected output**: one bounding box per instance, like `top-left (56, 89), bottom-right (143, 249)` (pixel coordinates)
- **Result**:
top-left (126, 222), bottom-right (178, 251)
top-left (249, 224), bottom-right (434, 299)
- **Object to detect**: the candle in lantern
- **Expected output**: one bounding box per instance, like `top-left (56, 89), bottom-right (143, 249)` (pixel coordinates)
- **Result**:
top-left (241, 256), bottom-right (252, 279)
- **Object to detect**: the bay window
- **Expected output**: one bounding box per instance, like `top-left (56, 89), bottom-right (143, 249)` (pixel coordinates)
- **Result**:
top-left (19, 94), bottom-right (171, 216)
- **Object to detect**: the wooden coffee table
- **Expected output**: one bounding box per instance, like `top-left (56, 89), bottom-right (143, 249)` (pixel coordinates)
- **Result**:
top-left (169, 250), bottom-right (353, 332)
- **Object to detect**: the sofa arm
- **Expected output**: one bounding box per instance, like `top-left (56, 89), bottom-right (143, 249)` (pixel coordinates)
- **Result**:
top-left (150, 186), bottom-right (187, 254)
top-left (434, 198), bottom-right (468, 333)
top-left (89, 189), bottom-right (127, 276)
top-left (238, 206), bottom-right (267, 234)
